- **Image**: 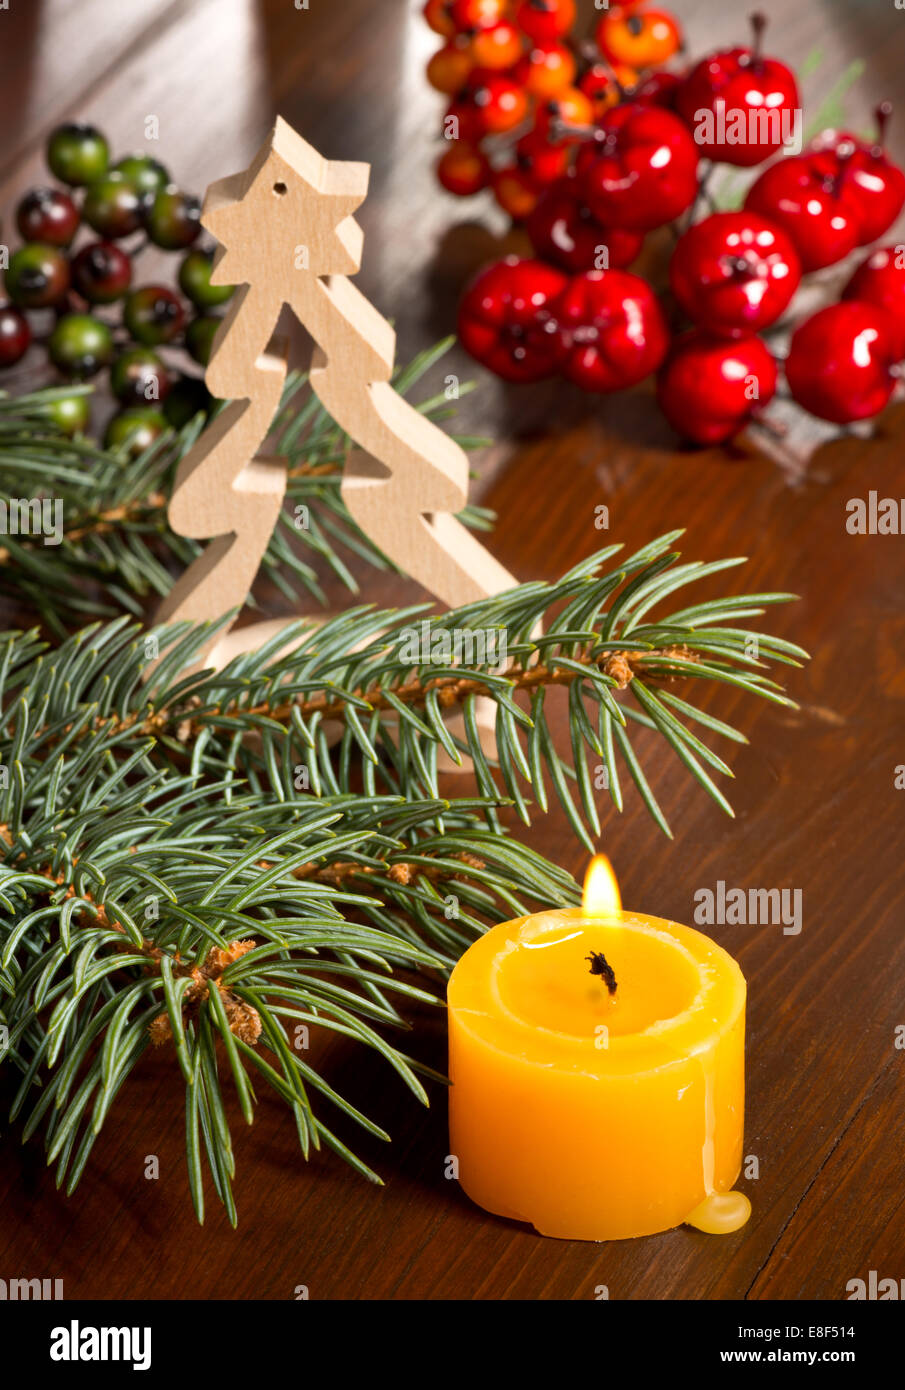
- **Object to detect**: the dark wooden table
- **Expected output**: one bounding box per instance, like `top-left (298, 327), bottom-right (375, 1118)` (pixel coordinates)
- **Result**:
top-left (1, 0), bottom-right (903, 1301)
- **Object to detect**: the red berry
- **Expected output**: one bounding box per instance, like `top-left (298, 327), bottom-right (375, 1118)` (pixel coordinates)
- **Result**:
top-left (427, 40), bottom-right (474, 94)
top-left (785, 302), bottom-right (900, 424)
top-left (554, 269), bottom-right (669, 392)
top-left (808, 113), bottom-right (905, 246)
top-left (424, 0), bottom-right (456, 37)
top-left (675, 15), bottom-right (799, 167)
top-left (596, 7), bottom-right (682, 70)
top-left (71, 240), bottom-right (133, 304)
top-left (843, 245), bottom-right (905, 360)
top-left (445, 97), bottom-right (486, 144)
top-left (16, 188), bottom-right (80, 247)
top-left (582, 105), bottom-right (699, 230)
top-left (628, 69), bottom-right (683, 109)
top-left (492, 166), bottom-right (540, 220)
top-left (437, 141), bottom-right (492, 195)
top-left (514, 0), bottom-right (576, 42)
top-left (0, 305), bottom-right (31, 367)
top-left (526, 176), bottom-right (643, 271)
top-left (450, 0), bottom-right (506, 29)
top-left (657, 332), bottom-right (777, 444)
top-left (744, 155), bottom-right (859, 272)
top-left (516, 130), bottom-right (571, 188)
top-left (471, 20), bottom-right (523, 69)
top-left (513, 40), bottom-right (576, 98)
top-left (458, 256), bottom-right (567, 382)
top-left (462, 68), bottom-right (529, 134)
top-left (534, 86), bottom-right (595, 140)
top-left (669, 211), bottom-right (801, 339)
top-left (579, 63), bottom-right (639, 120)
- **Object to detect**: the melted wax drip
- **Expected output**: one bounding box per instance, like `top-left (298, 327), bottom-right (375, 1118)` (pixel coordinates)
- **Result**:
top-left (686, 1043), bottom-right (751, 1234)
top-left (686, 1191), bottom-right (752, 1235)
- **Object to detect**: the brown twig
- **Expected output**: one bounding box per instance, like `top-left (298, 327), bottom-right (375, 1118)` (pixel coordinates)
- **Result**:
top-left (168, 643), bottom-right (697, 743)
top-left (147, 939), bottom-right (262, 1047)
top-left (10, 643), bottom-right (696, 759)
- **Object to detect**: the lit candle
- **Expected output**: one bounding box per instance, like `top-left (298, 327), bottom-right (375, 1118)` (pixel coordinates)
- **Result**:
top-left (447, 856), bottom-right (750, 1240)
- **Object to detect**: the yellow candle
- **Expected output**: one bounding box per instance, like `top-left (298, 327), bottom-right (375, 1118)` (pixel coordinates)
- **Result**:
top-left (447, 857), bottom-right (749, 1241)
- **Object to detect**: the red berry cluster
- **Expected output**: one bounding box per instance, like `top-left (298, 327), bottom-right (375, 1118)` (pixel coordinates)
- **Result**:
top-left (429, 8), bottom-right (905, 445)
top-left (425, 0), bottom-right (683, 219)
top-left (0, 122), bottom-right (233, 450)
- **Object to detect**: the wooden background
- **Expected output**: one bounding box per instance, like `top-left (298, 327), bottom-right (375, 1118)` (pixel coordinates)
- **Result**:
top-left (0, 0), bottom-right (903, 1300)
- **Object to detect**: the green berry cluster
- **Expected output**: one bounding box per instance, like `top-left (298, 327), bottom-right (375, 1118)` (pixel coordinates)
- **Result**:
top-left (1, 122), bottom-right (235, 450)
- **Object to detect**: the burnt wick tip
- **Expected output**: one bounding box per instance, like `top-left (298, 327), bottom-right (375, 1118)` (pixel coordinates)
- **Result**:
top-left (587, 950), bottom-right (617, 996)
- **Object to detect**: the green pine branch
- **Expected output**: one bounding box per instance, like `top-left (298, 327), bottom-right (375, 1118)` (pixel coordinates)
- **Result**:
top-left (0, 782), bottom-right (573, 1222)
top-left (0, 533), bottom-right (807, 1223)
top-left (0, 338), bottom-right (493, 637)
top-left (36, 531), bottom-right (803, 845)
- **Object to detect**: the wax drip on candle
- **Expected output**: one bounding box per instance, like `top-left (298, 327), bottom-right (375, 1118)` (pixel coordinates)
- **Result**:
top-left (686, 1191), bottom-right (752, 1235)
top-left (684, 1045), bottom-right (752, 1233)
top-left (701, 1052), bottom-right (716, 1197)
top-left (586, 950), bottom-right (617, 995)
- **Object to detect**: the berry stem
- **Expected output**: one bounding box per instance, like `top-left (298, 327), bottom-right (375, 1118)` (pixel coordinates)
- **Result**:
top-left (749, 12), bottom-right (766, 67)
top-left (681, 160), bottom-right (715, 233)
top-left (830, 139), bottom-right (856, 196)
top-left (548, 118), bottom-right (601, 144)
top-left (874, 101), bottom-right (893, 155)
top-left (749, 407), bottom-right (787, 440)
top-left (583, 48), bottom-right (631, 103)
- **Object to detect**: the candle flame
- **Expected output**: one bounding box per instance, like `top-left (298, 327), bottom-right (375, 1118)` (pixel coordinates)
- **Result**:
top-left (582, 855), bottom-right (622, 916)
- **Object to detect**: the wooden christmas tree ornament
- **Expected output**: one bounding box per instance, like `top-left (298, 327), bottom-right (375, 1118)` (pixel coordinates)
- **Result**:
top-left (155, 116), bottom-right (517, 673)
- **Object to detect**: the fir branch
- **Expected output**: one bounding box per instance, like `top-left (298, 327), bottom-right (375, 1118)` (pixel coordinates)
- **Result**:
top-left (0, 340), bottom-right (492, 635)
top-left (2, 532), bottom-right (806, 849)
top-left (0, 535), bottom-right (806, 1222)
top-left (0, 777), bottom-right (574, 1221)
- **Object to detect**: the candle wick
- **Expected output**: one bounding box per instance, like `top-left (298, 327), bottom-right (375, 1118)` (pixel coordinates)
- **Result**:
top-left (586, 951), bottom-right (617, 996)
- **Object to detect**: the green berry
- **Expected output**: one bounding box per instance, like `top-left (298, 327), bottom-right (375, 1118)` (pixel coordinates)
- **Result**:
top-left (48, 314), bottom-right (114, 378)
top-left (185, 315), bottom-right (221, 366)
top-left (145, 187), bottom-right (201, 249)
top-left (5, 243), bottom-right (70, 309)
top-left (123, 285), bottom-right (185, 346)
top-left (104, 406), bottom-right (166, 454)
top-left (111, 154), bottom-right (170, 203)
top-left (46, 122), bottom-right (109, 186)
top-left (39, 392), bottom-right (92, 437)
top-left (111, 347), bottom-right (171, 405)
top-left (178, 249), bottom-right (234, 309)
top-left (83, 172), bottom-right (143, 239)
top-left (163, 376), bottom-right (212, 428)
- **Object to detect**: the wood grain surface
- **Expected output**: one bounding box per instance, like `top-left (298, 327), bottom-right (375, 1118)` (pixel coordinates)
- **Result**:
top-left (0, 0), bottom-right (903, 1301)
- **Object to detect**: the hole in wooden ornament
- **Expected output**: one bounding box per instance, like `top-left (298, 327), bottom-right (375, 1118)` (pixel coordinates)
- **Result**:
top-left (272, 181), bottom-right (287, 197)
